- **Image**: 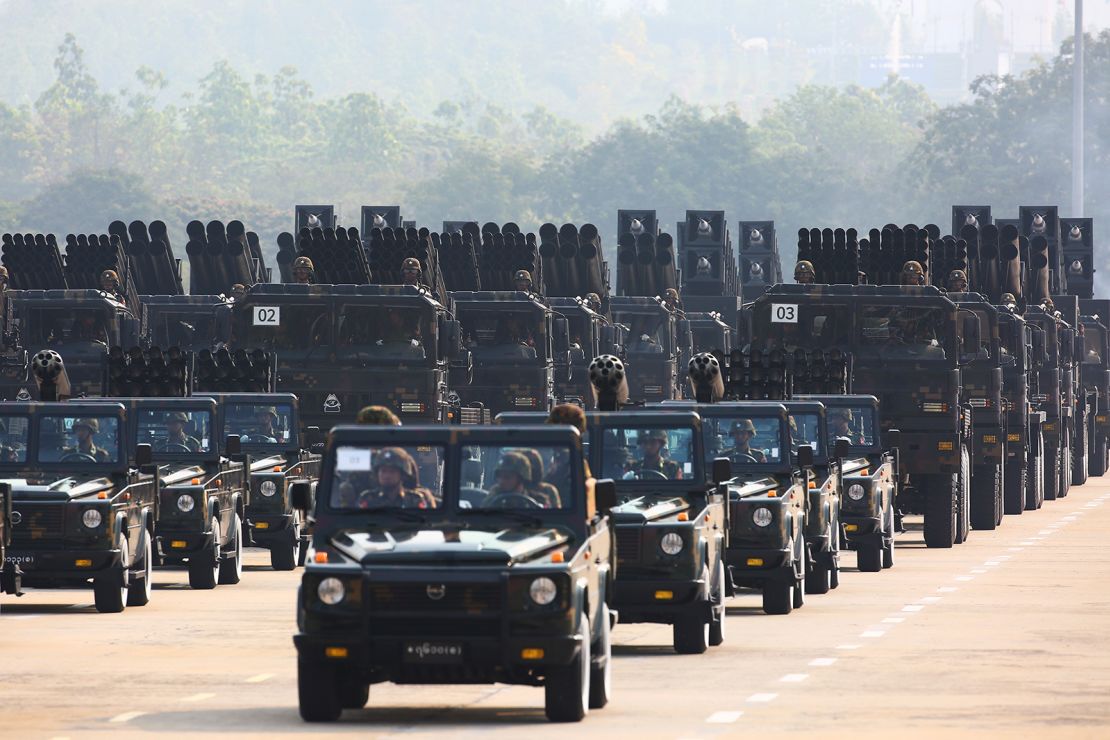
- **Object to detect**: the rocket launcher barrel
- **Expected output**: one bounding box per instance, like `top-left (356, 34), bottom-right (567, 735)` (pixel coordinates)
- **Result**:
top-left (589, 354), bottom-right (628, 412)
top-left (687, 352), bottom-right (724, 404)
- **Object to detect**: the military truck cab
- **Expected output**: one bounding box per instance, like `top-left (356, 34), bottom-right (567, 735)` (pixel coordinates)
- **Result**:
top-left (550, 297), bottom-right (613, 406)
top-left (451, 291), bottom-right (559, 414)
top-left (214, 392), bottom-right (320, 570)
top-left (293, 425), bottom-right (615, 723)
top-left (588, 410), bottom-right (728, 653)
top-left (688, 311), bottom-right (732, 356)
top-left (140, 294), bottom-right (232, 351)
top-left (233, 284), bottom-right (455, 427)
top-left (0, 401), bottom-right (156, 612)
top-left (609, 296), bottom-right (684, 402)
top-left (1078, 299), bottom-right (1110, 476)
top-left (1025, 305), bottom-right (1070, 501)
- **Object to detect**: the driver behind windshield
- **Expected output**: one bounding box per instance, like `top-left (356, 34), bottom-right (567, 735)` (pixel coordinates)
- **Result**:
top-left (518, 448), bottom-right (561, 508)
top-left (251, 407), bottom-right (280, 443)
top-left (161, 411), bottom-right (201, 452)
top-left (726, 419), bottom-right (766, 462)
top-left (338, 447), bottom-right (435, 509)
top-left (828, 408), bottom-right (865, 445)
top-left (487, 452), bottom-right (533, 500)
top-left (65, 418), bottom-right (111, 462)
top-left (629, 430), bottom-right (682, 480)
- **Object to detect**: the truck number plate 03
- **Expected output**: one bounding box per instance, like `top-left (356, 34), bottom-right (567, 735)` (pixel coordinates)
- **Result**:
top-left (404, 641), bottom-right (465, 664)
top-left (253, 306), bottom-right (280, 326)
top-left (771, 304), bottom-right (798, 323)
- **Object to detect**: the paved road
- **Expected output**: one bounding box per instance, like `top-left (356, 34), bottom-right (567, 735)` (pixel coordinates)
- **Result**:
top-left (4, 480), bottom-right (1110, 739)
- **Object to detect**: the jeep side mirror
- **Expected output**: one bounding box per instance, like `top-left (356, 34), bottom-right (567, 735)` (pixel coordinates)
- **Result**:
top-left (225, 434), bottom-right (241, 456)
top-left (135, 443), bottom-right (152, 467)
top-left (834, 438), bottom-right (850, 460)
top-left (305, 426), bottom-right (323, 448)
top-left (290, 481), bottom-right (313, 512)
top-left (886, 428), bottom-right (901, 451)
top-left (797, 444), bottom-right (815, 469)
top-left (711, 457), bottom-right (732, 484)
top-left (595, 478), bottom-right (617, 512)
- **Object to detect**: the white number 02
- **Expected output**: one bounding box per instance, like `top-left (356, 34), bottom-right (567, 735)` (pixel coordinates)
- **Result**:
top-left (253, 306), bottom-right (281, 326)
top-left (770, 304), bottom-right (798, 324)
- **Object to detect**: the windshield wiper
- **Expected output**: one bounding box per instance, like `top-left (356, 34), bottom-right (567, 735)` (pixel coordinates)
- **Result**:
top-left (463, 509), bottom-right (546, 528)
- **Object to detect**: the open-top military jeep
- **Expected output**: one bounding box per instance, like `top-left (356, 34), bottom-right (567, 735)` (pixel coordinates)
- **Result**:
top-left (292, 424), bottom-right (616, 723)
top-left (0, 401), bottom-right (157, 612)
top-left (215, 393), bottom-right (320, 570)
top-left (589, 410), bottom-right (729, 653)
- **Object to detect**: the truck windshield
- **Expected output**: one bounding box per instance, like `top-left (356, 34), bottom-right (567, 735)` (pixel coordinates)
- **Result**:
top-left (597, 426), bottom-right (696, 482)
top-left (856, 305), bottom-right (949, 360)
top-left (223, 402), bottom-right (296, 446)
top-left (38, 415), bottom-right (120, 464)
top-left (136, 408), bottom-right (213, 455)
top-left (0, 414), bottom-right (29, 463)
top-left (701, 415), bottom-right (783, 465)
top-left (753, 302), bottom-right (844, 352)
top-left (329, 444), bottom-right (444, 510)
top-left (459, 307), bottom-right (546, 362)
top-left (825, 406), bottom-right (876, 447)
top-left (463, 444), bottom-right (574, 510)
top-left (337, 303), bottom-right (431, 360)
top-left (612, 310), bottom-right (668, 354)
top-left (240, 302), bottom-right (331, 351)
top-left (22, 307), bottom-right (112, 345)
top-left (149, 309), bottom-right (225, 350)
top-left (1083, 327), bottom-right (1105, 364)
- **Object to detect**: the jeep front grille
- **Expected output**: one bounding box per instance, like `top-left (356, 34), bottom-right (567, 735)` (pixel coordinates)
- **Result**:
top-left (369, 583), bottom-right (503, 612)
top-left (615, 527), bottom-right (641, 563)
top-left (11, 503), bottom-right (65, 546)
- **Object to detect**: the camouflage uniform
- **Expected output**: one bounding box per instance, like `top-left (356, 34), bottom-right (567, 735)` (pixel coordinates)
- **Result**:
top-left (629, 429), bottom-right (681, 479)
top-left (517, 448), bottom-right (561, 508)
top-left (663, 288), bottom-right (682, 314)
top-left (725, 419), bottom-right (766, 462)
top-left (292, 256), bottom-right (314, 285)
top-left (794, 260), bottom-right (816, 285)
top-left (63, 418), bottom-right (111, 462)
top-left (163, 410), bottom-right (201, 452)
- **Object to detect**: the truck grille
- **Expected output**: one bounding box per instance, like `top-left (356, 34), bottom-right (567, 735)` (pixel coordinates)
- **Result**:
top-left (615, 527), bottom-right (641, 563)
top-left (368, 582), bottom-right (502, 612)
top-left (11, 504), bottom-right (65, 545)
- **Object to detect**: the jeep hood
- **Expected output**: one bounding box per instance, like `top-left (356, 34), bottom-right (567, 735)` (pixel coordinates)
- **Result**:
top-left (609, 496), bottom-right (690, 524)
top-left (3, 474), bottom-right (115, 501)
top-left (331, 527), bottom-right (571, 566)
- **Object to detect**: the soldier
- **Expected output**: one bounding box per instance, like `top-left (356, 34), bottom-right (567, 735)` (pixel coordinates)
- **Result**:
top-left (292, 256), bottom-right (314, 285)
top-left (514, 270), bottom-right (533, 293)
top-left (65, 418), bottom-right (111, 462)
top-left (828, 408), bottom-right (864, 445)
top-left (726, 419), bottom-right (766, 463)
top-left (230, 283), bottom-right (247, 302)
top-left (401, 258), bottom-right (422, 286)
top-left (947, 269), bottom-right (968, 293)
top-left (356, 405), bottom-right (401, 426)
top-left (1001, 293), bottom-right (1018, 309)
top-left (662, 288), bottom-right (683, 314)
top-left (629, 429), bottom-right (682, 479)
top-left (162, 411), bottom-right (201, 452)
top-left (518, 448), bottom-right (561, 508)
top-left (0, 418), bottom-right (20, 462)
top-left (380, 308), bottom-right (420, 345)
top-left (354, 447), bottom-right (433, 509)
top-left (794, 260), bottom-right (816, 285)
top-left (584, 293), bottom-right (602, 313)
top-left (100, 270), bottom-right (126, 304)
top-left (485, 452), bottom-right (540, 506)
top-left (901, 261), bottom-right (925, 286)
top-left (252, 406), bottom-right (280, 442)
top-left (74, 315), bottom-right (108, 343)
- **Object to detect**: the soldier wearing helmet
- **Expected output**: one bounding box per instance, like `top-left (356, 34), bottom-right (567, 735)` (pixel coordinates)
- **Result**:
top-left (292, 256), bottom-right (314, 284)
top-left (794, 260), bottom-right (816, 285)
top-left (486, 452), bottom-right (538, 505)
top-left (947, 269), bottom-right (968, 293)
top-left (251, 406), bottom-right (280, 442)
top-left (100, 269), bottom-right (126, 304)
top-left (827, 408), bottom-right (864, 445)
top-left (356, 405), bottom-right (401, 426)
top-left (1000, 293), bottom-right (1017, 309)
top-left (629, 429), bottom-right (682, 479)
top-left (401, 258), bottom-right (422, 286)
top-left (351, 447), bottom-right (433, 509)
top-left (64, 418), bottom-right (111, 462)
top-left (230, 283), bottom-right (247, 302)
top-left (662, 288), bottom-right (682, 314)
top-left (513, 270), bottom-right (533, 292)
top-left (584, 293), bottom-right (602, 313)
top-left (726, 419), bottom-right (765, 463)
top-left (901, 261), bottom-right (925, 286)
top-left (0, 265), bottom-right (9, 290)
top-left (517, 448), bottom-right (562, 508)
top-left (162, 410), bottom-right (201, 452)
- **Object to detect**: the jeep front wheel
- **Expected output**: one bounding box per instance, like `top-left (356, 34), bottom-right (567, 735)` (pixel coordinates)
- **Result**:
top-left (298, 658), bottom-right (341, 722)
top-left (545, 615), bottom-right (591, 722)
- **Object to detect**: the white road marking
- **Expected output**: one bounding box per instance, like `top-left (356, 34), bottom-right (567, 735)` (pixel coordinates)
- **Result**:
top-left (181, 692), bottom-right (215, 703)
top-left (919, 596), bottom-right (943, 603)
top-left (1038, 530), bottom-right (1054, 535)
top-left (747, 693), bottom-right (779, 702)
top-left (937, 586), bottom-right (958, 592)
top-left (955, 575), bottom-right (974, 581)
top-left (836, 644), bottom-right (861, 650)
top-left (971, 569), bottom-right (988, 574)
top-left (861, 630), bottom-right (886, 638)
top-left (109, 711), bottom-right (145, 723)
top-left (1008, 547), bottom-right (1024, 552)
top-left (902, 605), bottom-right (924, 612)
top-left (809, 657), bottom-right (837, 667)
top-left (245, 673), bottom-right (273, 683)
top-left (882, 617), bottom-right (905, 624)
top-left (780, 673), bottom-right (809, 683)
top-left (706, 711), bottom-right (743, 723)
top-left (984, 561), bottom-right (1001, 566)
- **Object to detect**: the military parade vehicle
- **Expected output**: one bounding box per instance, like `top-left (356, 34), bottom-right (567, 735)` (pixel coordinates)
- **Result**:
top-left (140, 294), bottom-right (232, 351)
top-left (0, 454), bottom-right (18, 597)
top-left (688, 311), bottom-right (732, 355)
top-left (215, 392), bottom-right (320, 570)
top-left (1052, 294), bottom-right (1091, 488)
top-left (0, 401), bottom-right (157, 612)
top-left (1024, 303), bottom-right (1073, 501)
top-left (797, 394), bottom-right (898, 572)
top-left (589, 410), bottom-right (729, 653)
top-left (1078, 300), bottom-right (1110, 476)
top-left (292, 424), bottom-right (616, 722)
top-left (550, 297), bottom-right (620, 406)
top-left (995, 302), bottom-right (1046, 514)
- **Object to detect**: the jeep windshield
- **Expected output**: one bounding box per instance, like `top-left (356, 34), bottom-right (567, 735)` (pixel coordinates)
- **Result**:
top-left (701, 415), bottom-right (784, 466)
top-left (597, 426), bottom-right (696, 482)
top-left (37, 415), bottom-right (121, 464)
top-left (136, 408), bottom-right (213, 456)
top-left (328, 444), bottom-right (444, 510)
top-left (1083, 325), bottom-right (1106, 365)
top-left (0, 414), bottom-right (30, 463)
top-left (463, 444), bottom-right (575, 511)
top-left (856, 305), bottom-right (950, 361)
top-left (223, 402), bottom-right (295, 447)
top-left (823, 406), bottom-right (877, 448)
top-left (788, 412), bottom-right (825, 459)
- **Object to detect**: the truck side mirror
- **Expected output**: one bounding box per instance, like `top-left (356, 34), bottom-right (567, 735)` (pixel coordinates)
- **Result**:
top-left (290, 481), bottom-right (314, 512)
top-left (553, 317), bottom-right (570, 354)
top-left (885, 428), bottom-right (901, 451)
top-left (225, 434), bottom-right (241, 456)
top-left (439, 318), bottom-right (462, 360)
top-left (797, 444), bottom-right (814, 469)
top-left (135, 443), bottom-right (152, 467)
top-left (305, 426), bottom-right (323, 448)
top-left (711, 457), bottom-right (732, 484)
top-left (834, 438), bottom-right (850, 460)
top-left (595, 478), bottom-right (617, 513)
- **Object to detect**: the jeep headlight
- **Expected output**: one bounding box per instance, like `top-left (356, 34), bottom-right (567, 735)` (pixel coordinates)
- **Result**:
top-left (177, 494), bottom-right (195, 513)
top-left (848, 483), bottom-right (866, 501)
top-left (529, 576), bottom-right (558, 606)
top-left (752, 506), bottom-right (773, 527)
top-left (81, 508), bottom-right (102, 529)
top-left (259, 480), bottom-right (278, 497)
top-left (660, 532), bottom-right (684, 555)
top-left (317, 577), bottom-right (346, 605)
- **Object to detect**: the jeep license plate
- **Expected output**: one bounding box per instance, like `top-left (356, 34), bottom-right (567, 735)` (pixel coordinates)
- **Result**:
top-left (403, 641), bottom-right (464, 665)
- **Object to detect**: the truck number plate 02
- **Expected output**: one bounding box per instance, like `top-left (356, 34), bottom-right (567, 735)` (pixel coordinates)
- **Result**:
top-left (404, 641), bottom-right (464, 664)
top-left (771, 304), bottom-right (798, 323)
top-left (252, 306), bottom-right (280, 326)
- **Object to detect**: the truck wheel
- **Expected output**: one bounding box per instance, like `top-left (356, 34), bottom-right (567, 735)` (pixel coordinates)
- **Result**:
top-left (218, 514), bottom-right (243, 585)
top-left (188, 518), bottom-right (220, 590)
top-left (882, 506), bottom-right (896, 569)
top-left (922, 473), bottom-right (957, 548)
top-left (708, 560), bottom-right (726, 646)
top-left (545, 615), bottom-right (590, 722)
top-left (1004, 459), bottom-right (1026, 515)
top-left (126, 534), bottom-right (152, 607)
top-left (970, 464), bottom-right (1000, 531)
top-left (298, 658), bottom-right (341, 722)
top-left (1072, 439), bottom-right (1089, 486)
top-left (805, 532), bottom-right (832, 595)
top-left (94, 534), bottom-right (129, 613)
top-left (1026, 447), bottom-right (1044, 510)
top-left (791, 554), bottom-right (806, 609)
top-left (1090, 435), bottom-right (1108, 476)
top-left (1043, 447), bottom-right (1060, 501)
top-left (762, 582), bottom-right (793, 615)
top-left (339, 680), bottom-right (369, 709)
top-left (271, 512), bottom-right (303, 571)
top-left (857, 545), bottom-right (882, 572)
top-left (588, 604), bottom-right (612, 708)
top-left (954, 446), bottom-right (971, 544)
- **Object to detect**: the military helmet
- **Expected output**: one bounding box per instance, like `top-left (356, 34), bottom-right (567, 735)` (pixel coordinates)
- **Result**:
top-left (584, 292), bottom-right (601, 311)
top-left (495, 451), bottom-right (532, 481)
top-left (547, 403), bottom-right (587, 435)
top-left (0, 266), bottom-right (9, 279)
top-left (374, 447), bottom-right (418, 484)
top-left (948, 269), bottom-right (967, 282)
top-left (167, 411), bottom-right (190, 423)
top-left (74, 418), bottom-right (99, 434)
top-left (902, 261), bottom-right (924, 277)
top-left (356, 405), bottom-right (401, 426)
top-left (1001, 293), bottom-right (1017, 305)
top-left (230, 282), bottom-right (246, 294)
top-left (639, 429), bottom-right (669, 444)
top-left (514, 269), bottom-right (532, 283)
top-left (828, 408), bottom-right (853, 422)
top-left (730, 419), bottom-right (757, 436)
top-left (101, 269), bottom-right (120, 284)
top-left (664, 288), bottom-right (680, 302)
top-left (256, 406), bottom-right (279, 421)
top-left (401, 257), bottom-right (421, 272)
top-left (516, 448), bottom-right (546, 486)
top-left (293, 256), bottom-right (314, 271)
top-left (794, 260), bottom-right (816, 279)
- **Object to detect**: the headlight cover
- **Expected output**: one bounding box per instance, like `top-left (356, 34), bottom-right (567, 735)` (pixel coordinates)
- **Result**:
top-left (317, 577), bottom-right (346, 605)
top-left (660, 532), bottom-right (684, 555)
top-left (177, 494), bottom-right (195, 513)
top-left (259, 480), bottom-right (278, 497)
top-left (81, 508), bottom-right (102, 529)
top-left (752, 506), bottom-right (773, 527)
top-left (529, 576), bottom-right (558, 606)
top-left (848, 483), bottom-right (867, 501)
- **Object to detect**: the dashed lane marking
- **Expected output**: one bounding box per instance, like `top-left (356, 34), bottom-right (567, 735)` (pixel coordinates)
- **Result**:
top-left (747, 693), bottom-right (779, 703)
top-left (109, 712), bottom-right (145, 724)
top-left (809, 658), bottom-right (837, 667)
top-left (861, 630), bottom-right (886, 638)
top-left (882, 617), bottom-right (905, 624)
top-left (780, 674), bottom-right (809, 683)
top-left (181, 693), bottom-right (215, 703)
top-left (937, 586), bottom-right (958, 592)
top-left (245, 673), bottom-right (273, 683)
top-left (836, 644), bottom-right (861, 650)
top-left (902, 605), bottom-right (925, 612)
top-left (706, 711), bottom-right (743, 723)
top-left (955, 575), bottom-right (974, 581)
